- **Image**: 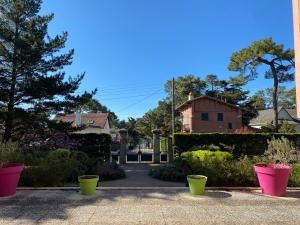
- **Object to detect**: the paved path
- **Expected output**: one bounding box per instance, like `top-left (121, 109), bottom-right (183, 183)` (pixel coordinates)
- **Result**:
top-left (101, 164), bottom-right (185, 187)
top-left (1, 189), bottom-right (300, 224)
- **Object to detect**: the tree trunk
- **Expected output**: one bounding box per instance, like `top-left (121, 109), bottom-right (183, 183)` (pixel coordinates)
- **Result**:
top-left (3, 25), bottom-right (19, 142)
top-left (271, 64), bottom-right (279, 132)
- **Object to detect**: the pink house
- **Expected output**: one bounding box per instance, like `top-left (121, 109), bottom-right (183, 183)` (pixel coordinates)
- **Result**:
top-left (177, 94), bottom-right (243, 133)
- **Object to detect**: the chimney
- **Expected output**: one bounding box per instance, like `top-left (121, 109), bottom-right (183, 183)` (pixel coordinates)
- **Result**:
top-left (188, 92), bottom-right (194, 101)
top-left (75, 111), bottom-right (81, 126)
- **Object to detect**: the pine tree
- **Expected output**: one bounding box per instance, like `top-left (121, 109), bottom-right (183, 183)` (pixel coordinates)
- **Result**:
top-left (228, 38), bottom-right (294, 131)
top-left (0, 0), bottom-right (93, 141)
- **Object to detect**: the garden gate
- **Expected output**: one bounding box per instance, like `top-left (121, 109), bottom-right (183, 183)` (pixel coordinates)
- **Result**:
top-left (111, 129), bottom-right (173, 164)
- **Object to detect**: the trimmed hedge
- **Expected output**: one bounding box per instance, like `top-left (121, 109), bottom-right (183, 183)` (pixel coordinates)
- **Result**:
top-left (173, 133), bottom-right (300, 156)
top-left (70, 133), bottom-right (112, 160)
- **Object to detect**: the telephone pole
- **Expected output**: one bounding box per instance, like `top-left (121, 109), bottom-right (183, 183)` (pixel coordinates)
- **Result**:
top-left (172, 77), bottom-right (175, 135)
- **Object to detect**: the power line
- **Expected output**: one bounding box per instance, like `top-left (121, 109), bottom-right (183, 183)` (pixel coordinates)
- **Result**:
top-left (74, 83), bottom-right (163, 93)
top-left (98, 91), bottom-right (165, 101)
top-left (115, 90), bottom-right (163, 113)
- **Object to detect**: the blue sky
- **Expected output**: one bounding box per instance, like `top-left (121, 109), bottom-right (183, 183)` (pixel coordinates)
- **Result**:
top-left (41, 0), bottom-right (295, 120)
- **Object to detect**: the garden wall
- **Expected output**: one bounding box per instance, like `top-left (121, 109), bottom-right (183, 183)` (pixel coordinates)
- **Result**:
top-left (173, 133), bottom-right (300, 157)
top-left (70, 133), bottom-right (112, 160)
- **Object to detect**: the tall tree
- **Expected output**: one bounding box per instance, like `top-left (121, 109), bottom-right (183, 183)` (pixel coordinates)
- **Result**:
top-left (0, 0), bottom-right (93, 141)
top-left (249, 90), bottom-right (267, 109)
top-left (228, 38), bottom-right (294, 131)
top-left (164, 75), bottom-right (206, 107)
top-left (250, 86), bottom-right (296, 110)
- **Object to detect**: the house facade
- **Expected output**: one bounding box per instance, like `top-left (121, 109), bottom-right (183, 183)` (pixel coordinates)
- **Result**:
top-left (54, 112), bottom-right (110, 134)
top-left (177, 94), bottom-right (243, 133)
top-left (249, 107), bottom-right (300, 133)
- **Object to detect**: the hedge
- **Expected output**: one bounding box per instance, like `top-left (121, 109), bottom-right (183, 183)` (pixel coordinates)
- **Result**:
top-left (173, 133), bottom-right (300, 157)
top-left (70, 133), bottom-right (112, 160)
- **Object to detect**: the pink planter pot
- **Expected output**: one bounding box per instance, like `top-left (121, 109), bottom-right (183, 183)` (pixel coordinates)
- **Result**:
top-left (0, 163), bottom-right (24, 197)
top-left (254, 164), bottom-right (292, 197)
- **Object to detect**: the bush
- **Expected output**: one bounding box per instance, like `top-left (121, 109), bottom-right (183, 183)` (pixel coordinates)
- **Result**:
top-left (70, 133), bottom-right (111, 160)
top-left (87, 160), bottom-right (125, 181)
top-left (289, 163), bottom-right (300, 187)
top-left (264, 137), bottom-right (299, 164)
top-left (173, 133), bottom-right (300, 156)
top-left (149, 165), bottom-right (185, 182)
top-left (20, 149), bottom-right (89, 186)
top-left (0, 142), bottom-right (23, 165)
top-left (150, 150), bottom-right (263, 187)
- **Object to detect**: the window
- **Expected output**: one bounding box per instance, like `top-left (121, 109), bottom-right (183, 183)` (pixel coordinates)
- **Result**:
top-left (228, 122), bottom-right (233, 130)
top-left (201, 113), bottom-right (209, 121)
top-left (217, 113), bottom-right (223, 121)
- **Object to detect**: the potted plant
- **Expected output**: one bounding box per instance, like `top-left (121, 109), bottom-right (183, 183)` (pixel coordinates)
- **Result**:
top-left (78, 175), bottom-right (99, 195)
top-left (254, 137), bottom-right (297, 197)
top-left (187, 175), bottom-right (207, 195)
top-left (0, 142), bottom-right (24, 197)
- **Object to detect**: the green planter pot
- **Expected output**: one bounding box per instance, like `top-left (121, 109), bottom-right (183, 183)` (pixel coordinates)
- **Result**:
top-left (78, 175), bottom-right (99, 196)
top-left (187, 175), bottom-right (207, 195)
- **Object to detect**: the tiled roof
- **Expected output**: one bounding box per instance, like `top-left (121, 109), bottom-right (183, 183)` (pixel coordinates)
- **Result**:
top-left (55, 112), bottom-right (108, 129)
top-left (176, 95), bottom-right (241, 111)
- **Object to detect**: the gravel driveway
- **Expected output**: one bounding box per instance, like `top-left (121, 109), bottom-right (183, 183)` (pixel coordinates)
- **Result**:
top-left (1, 189), bottom-right (300, 225)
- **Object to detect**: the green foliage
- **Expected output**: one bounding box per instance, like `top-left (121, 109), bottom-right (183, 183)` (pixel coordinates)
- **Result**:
top-left (19, 148), bottom-right (125, 186)
top-left (150, 151), bottom-right (261, 186)
top-left (173, 133), bottom-right (300, 156)
top-left (87, 160), bottom-right (125, 181)
top-left (250, 87), bottom-right (296, 110)
top-left (0, 0), bottom-right (94, 141)
top-left (160, 137), bottom-right (167, 152)
top-left (164, 75), bottom-right (207, 107)
top-left (0, 141), bottom-right (23, 164)
top-left (118, 117), bottom-right (142, 146)
top-left (136, 100), bottom-right (180, 138)
top-left (181, 150), bottom-right (232, 162)
top-left (20, 149), bottom-right (89, 186)
top-left (149, 165), bottom-right (185, 182)
top-left (289, 163), bottom-right (300, 187)
top-left (228, 37), bottom-right (295, 130)
top-left (70, 133), bottom-right (112, 160)
top-left (264, 137), bottom-right (299, 164)
top-left (279, 121), bottom-right (296, 134)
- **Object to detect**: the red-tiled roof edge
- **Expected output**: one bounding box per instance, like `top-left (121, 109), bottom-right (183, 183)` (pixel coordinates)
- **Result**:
top-left (176, 95), bottom-right (242, 111)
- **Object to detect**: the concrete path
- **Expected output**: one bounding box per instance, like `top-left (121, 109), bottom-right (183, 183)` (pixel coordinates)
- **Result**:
top-left (1, 189), bottom-right (300, 224)
top-left (101, 164), bottom-right (185, 187)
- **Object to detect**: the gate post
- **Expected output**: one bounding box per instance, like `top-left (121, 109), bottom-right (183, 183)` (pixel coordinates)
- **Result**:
top-left (152, 129), bottom-right (161, 164)
top-left (167, 135), bottom-right (174, 163)
top-left (119, 129), bottom-right (128, 164)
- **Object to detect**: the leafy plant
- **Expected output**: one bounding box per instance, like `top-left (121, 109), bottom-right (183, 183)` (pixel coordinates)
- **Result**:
top-left (278, 121), bottom-right (296, 134)
top-left (264, 137), bottom-right (299, 165)
top-left (0, 141), bottom-right (23, 166)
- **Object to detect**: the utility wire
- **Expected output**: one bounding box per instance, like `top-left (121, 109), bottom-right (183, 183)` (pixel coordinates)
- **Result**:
top-left (98, 91), bottom-right (165, 101)
top-left (115, 89), bottom-right (163, 113)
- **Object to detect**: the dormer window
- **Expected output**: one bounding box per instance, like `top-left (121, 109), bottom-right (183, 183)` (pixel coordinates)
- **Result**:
top-left (88, 120), bottom-right (94, 125)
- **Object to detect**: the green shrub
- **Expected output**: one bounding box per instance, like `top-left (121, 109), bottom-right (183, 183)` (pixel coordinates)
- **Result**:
top-left (20, 149), bottom-right (89, 186)
top-left (86, 160), bottom-right (125, 181)
top-left (289, 163), bottom-right (300, 187)
top-left (179, 150), bottom-right (259, 186)
top-left (70, 133), bottom-right (112, 160)
top-left (149, 165), bottom-right (185, 182)
top-left (173, 133), bottom-right (300, 156)
top-left (264, 137), bottom-right (299, 164)
top-left (0, 142), bottom-right (23, 164)
top-left (181, 150), bottom-right (232, 161)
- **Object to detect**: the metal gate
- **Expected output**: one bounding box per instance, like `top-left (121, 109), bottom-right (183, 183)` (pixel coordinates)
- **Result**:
top-left (111, 137), bottom-right (168, 164)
